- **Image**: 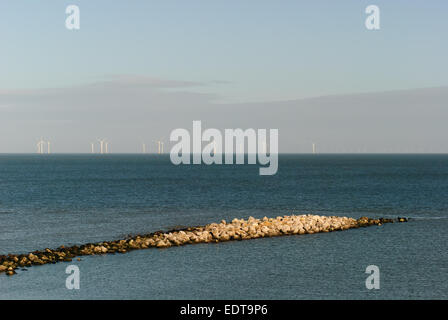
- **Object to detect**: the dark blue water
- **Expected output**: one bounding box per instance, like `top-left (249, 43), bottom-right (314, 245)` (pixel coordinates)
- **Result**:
top-left (0, 154), bottom-right (447, 299)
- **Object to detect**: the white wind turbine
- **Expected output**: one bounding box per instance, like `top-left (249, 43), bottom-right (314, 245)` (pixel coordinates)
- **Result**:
top-left (156, 140), bottom-right (164, 154)
top-left (97, 139), bottom-right (106, 154)
top-left (36, 138), bottom-right (46, 154)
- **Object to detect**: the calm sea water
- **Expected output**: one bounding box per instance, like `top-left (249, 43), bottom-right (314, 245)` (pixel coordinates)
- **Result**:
top-left (0, 154), bottom-right (447, 299)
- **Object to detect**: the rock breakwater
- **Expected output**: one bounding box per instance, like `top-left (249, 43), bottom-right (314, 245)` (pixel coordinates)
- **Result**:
top-left (0, 215), bottom-right (407, 276)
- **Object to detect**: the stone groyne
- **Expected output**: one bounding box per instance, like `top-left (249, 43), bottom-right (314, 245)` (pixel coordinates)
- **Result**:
top-left (0, 215), bottom-right (408, 276)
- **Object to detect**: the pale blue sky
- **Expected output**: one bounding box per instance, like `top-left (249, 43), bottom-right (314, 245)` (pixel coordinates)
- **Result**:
top-left (0, 1), bottom-right (447, 153)
top-left (1, 0), bottom-right (447, 102)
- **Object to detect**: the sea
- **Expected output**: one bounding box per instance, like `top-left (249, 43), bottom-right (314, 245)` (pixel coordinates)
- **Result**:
top-left (0, 154), bottom-right (447, 299)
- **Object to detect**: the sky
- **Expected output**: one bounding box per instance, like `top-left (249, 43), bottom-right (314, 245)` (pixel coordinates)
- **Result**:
top-left (0, 1), bottom-right (447, 153)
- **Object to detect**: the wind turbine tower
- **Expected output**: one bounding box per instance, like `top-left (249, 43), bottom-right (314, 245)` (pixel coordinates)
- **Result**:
top-left (312, 143), bottom-right (316, 154)
top-left (157, 141), bottom-right (164, 154)
top-left (37, 138), bottom-right (46, 154)
top-left (98, 139), bottom-right (105, 154)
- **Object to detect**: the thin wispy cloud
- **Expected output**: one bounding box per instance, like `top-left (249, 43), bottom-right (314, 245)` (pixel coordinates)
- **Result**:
top-left (97, 74), bottom-right (206, 88)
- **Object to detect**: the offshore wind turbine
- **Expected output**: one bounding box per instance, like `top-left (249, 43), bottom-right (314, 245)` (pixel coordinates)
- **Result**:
top-left (37, 138), bottom-right (45, 154)
top-left (142, 142), bottom-right (146, 154)
top-left (91, 142), bottom-right (95, 154)
top-left (40, 138), bottom-right (45, 154)
top-left (47, 141), bottom-right (51, 154)
top-left (156, 140), bottom-right (164, 154)
top-left (312, 143), bottom-right (316, 154)
top-left (97, 139), bottom-right (106, 154)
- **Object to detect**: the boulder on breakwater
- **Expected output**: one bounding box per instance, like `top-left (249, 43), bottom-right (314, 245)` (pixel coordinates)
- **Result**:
top-left (0, 214), bottom-right (407, 276)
